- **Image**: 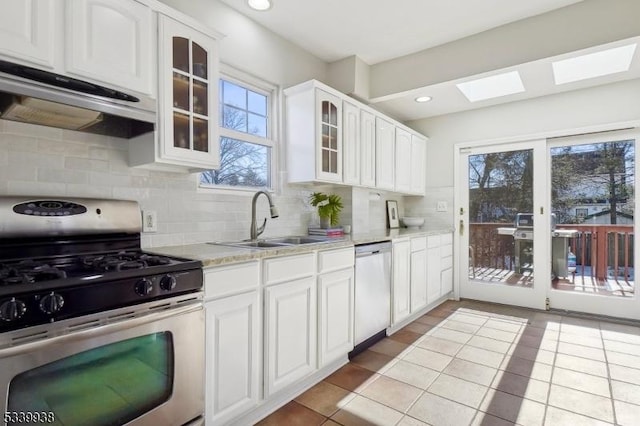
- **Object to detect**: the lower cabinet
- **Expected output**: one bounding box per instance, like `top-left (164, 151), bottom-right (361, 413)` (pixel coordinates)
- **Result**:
top-left (426, 235), bottom-right (442, 304)
top-left (392, 239), bottom-right (411, 324)
top-left (205, 290), bottom-right (260, 425)
top-left (318, 267), bottom-right (354, 367)
top-left (264, 276), bottom-right (317, 397)
top-left (441, 233), bottom-right (453, 295)
top-left (410, 236), bottom-right (428, 312)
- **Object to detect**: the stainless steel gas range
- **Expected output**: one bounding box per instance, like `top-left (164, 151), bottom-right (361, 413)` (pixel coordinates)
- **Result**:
top-left (0, 196), bottom-right (204, 426)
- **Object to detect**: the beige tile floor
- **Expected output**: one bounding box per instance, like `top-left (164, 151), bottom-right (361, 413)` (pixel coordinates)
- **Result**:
top-left (256, 299), bottom-right (640, 426)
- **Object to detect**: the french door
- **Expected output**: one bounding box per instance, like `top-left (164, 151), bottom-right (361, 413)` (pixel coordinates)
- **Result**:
top-left (456, 140), bottom-right (549, 310)
top-left (456, 130), bottom-right (640, 320)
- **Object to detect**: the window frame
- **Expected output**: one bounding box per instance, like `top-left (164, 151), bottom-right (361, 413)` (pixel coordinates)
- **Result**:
top-left (199, 64), bottom-right (279, 194)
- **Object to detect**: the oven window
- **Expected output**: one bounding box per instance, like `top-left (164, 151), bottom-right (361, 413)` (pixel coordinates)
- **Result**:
top-left (7, 332), bottom-right (174, 426)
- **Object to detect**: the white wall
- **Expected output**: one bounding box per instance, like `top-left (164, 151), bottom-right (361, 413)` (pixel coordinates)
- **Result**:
top-left (404, 78), bottom-right (640, 225)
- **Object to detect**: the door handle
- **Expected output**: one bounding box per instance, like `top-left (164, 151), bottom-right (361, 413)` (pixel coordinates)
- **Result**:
top-left (459, 219), bottom-right (464, 236)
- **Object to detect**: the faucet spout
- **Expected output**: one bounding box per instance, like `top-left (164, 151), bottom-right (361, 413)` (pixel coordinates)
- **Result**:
top-left (250, 191), bottom-right (279, 240)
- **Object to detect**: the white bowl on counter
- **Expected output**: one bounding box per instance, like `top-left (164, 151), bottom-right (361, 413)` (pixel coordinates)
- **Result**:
top-left (402, 217), bottom-right (425, 228)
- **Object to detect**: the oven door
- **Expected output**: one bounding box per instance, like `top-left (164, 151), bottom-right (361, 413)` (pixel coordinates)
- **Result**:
top-left (0, 300), bottom-right (204, 426)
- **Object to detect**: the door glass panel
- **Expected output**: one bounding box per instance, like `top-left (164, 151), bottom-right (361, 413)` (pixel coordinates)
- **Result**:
top-left (322, 150), bottom-right (329, 172)
top-left (173, 112), bottom-right (190, 149)
top-left (551, 140), bottom-right (635, 297)
top-left (192, 43), bottom-right (207, 79)
top-left (173, 72), bottom-right (189, 111)
top-left (468, 149), bottom-right (534, 287)
top-left (321, 124), bottom-right (330, 148)
top-left (8, 333), bottom-right (174, 426)
top-left (321, 101), bottom-right (329, 123)
top-left (330, 126), bottom-right (338, 150)
top-left (330, 151), bottom-right (337, 173)
top-left (193, 80), bottom-right (208, 116)
top-left (172, 37), bottom-right (189, 72)
top-left (330, 103), bottom-right (337, 126)
top-left (193, 118), bottom-right (209, 152)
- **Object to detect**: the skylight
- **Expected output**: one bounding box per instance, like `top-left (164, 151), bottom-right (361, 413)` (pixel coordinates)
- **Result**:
top-left (456, 71), bottom-right (525, 102)
top-left (552, 44), bottom-right (637, 85)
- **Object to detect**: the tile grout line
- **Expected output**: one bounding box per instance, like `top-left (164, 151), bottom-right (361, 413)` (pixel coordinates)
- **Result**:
top-left (599, 320), bottom-right (618, 426)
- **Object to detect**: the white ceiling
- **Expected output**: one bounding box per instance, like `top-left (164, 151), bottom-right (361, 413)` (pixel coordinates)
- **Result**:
top-left (219, 0), bottom-right (640, 122)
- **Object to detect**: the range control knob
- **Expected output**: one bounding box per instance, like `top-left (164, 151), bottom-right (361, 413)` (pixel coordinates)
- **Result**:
top-left (39, 292), bottom-right (65, 315)
top-left (0, 298), bottom-right (27, 322)
top-left (135, 278), bottom-right (154, 296)
top-left (159, 274), bottom-right (177, 291)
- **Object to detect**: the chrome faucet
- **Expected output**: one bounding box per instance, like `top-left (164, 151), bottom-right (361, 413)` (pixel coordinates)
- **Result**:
top-left (250, 191), bottom-right (279, 240)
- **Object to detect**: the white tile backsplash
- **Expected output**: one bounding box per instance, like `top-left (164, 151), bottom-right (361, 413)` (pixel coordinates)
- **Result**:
top-left (404, 186), bottom-right (455, 229)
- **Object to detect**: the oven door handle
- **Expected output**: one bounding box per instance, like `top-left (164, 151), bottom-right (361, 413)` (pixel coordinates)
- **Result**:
top-left (0, 302), bottom-right (202, 358)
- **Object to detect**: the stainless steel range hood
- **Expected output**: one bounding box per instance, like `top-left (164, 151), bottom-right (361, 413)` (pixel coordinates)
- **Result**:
top-left (0, 60), bottom-right (156, 139)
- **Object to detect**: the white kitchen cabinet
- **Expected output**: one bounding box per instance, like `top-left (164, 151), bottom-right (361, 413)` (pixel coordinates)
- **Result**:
top-left (426, 235), bottom-right (442, 304)
top-left (133, 14), bottom-right (219, 171)
top-left (318, 267), bottom-right (354, 367)
top-left (410, 135), bottom-right (427, 195)
top-left (342, 100), bottom-right (360, 185)
top-left (286, 82), bottom-right (343, 183)
top-left (392, 239), bottom-right (411, 324)
top-left (376, 117), bottom-right (396, 191)
top-left (65, 0), bottom-right (154, 95)
top-left (441, 233), bottom-right (453, 295)
top-left (0, 0), bottom-right (56, 68)
top-left (410, 236), bottom-right (428, 312)
top-left (264, 276), bottom-right (317, 397)
top-left (360, 109), bottom-right (377, 187)
top-left (395, 127), bottom-right (412, 193)
top-left (205, 290), bottom-right (260, 425)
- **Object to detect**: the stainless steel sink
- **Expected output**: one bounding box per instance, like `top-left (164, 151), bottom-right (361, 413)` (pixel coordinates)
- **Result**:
top-left (209, 235), bottom-right (340, 249)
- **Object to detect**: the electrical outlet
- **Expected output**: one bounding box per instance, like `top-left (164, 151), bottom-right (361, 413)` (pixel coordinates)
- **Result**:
top-left (142, 210), bottom-right (157, 232)
top-left (436, 201), bottom-right (448, 212)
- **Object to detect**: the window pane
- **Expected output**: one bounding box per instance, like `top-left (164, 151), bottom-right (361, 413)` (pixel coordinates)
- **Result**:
top-left (222, 80), bottom-right (246, 109)
top-left (172, 37), bottom-right (189, 72)
top-left (200, 137), bottom-right (270, 187)
top-left (248, 113), bottom-right (267, 137)
top-left (193, 80), bottom-right (208, 116)
top-left (192, 43), bottom-right (208, 79)
top-left (8, 333), bottom-right (173, 426)
top-left (248, 91), bottom-right (267, 116)
top-left (222, 106), bottom-right (247, 133)
top-left (193, 118), bottom-right (209, 152)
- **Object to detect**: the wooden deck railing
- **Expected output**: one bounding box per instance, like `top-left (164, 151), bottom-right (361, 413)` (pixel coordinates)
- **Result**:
top-left (470, 223), bottom-right (634, 281)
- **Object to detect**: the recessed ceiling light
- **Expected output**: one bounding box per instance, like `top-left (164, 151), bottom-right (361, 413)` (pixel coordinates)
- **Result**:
top-left (247, 0), bottom-right (272, 11)
top-left (552, 44), bottom-right (637, 85)
top-left (456, 71), bottom-right (525, 102)
top-left (415, 96), bottom-right (432, 103)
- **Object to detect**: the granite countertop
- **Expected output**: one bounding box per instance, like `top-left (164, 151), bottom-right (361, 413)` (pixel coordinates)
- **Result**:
top-left (149, 228), bottom-right (453, 267)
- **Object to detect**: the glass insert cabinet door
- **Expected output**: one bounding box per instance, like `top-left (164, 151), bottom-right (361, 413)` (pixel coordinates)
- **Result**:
top-left (159, 15), bottom-right (219, 168)
top-left (315, 89), bottom-right (342, 182)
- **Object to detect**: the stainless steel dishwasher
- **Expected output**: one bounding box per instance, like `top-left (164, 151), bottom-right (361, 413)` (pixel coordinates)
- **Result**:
top-left (353, 241), bottom-right (392, 353)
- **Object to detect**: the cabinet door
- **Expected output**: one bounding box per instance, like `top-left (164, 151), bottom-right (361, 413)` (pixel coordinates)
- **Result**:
top-left (316, 89), bottom-right (342, 182)
top-left (392, 240), bottom-right (411, 324)
top-left (66, 0), bottom-right (153, 94)
top-left (395, 128), bottom-right (412, 193)
top-left (410, 135), bottom-right (426, 195)
top-left (318, 268), bottom-right (354, 367)
top-left (376, 117), bottom-right (395, 191)
top-left (342, 101), bottom-right (360, 185)
top-left (206, 291), bottom-right (260, 425)
top-left (159, 14), bottom-right (219, 169)
top-left (360, 109), bottom-right (376, 187)
top-left (410, 244), bottom-right (428, 312)
top-left (441, 267), bottom-right (453, 296)
top-left (264, 277), bottom-right (317, 397)
top-left (440, 236), bottom-right (453, 295)
top-left (426, 236), bottom-right (442, 304)
top-left (0, 0), bottom-right (55, 68)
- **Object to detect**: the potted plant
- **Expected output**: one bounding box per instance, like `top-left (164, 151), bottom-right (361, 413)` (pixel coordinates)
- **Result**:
top-left (309, 192), bottom-right (343, 228)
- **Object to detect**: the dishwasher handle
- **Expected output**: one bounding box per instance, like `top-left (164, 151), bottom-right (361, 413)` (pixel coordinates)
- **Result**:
top-left (355, 242), bottom-right (392, 257)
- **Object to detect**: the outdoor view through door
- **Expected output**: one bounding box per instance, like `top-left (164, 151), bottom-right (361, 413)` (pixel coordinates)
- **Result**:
top-left (468, 148), bottom-right (535, 287)
top-left (550, 139), bottom-right (635, 297)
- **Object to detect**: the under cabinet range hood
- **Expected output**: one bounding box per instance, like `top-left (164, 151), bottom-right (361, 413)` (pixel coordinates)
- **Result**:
top-left (0, 60), bottom-right (156, 138)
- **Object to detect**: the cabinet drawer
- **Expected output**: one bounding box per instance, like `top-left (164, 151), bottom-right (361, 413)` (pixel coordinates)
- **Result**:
top-left (204, 261), bottom-right (260, 300)
top-left (318, 247), bottom-right (354, 273)
top-left (410, 236), bottom-right (427, 252)
top-left (427, 235), bottom-right (440, 249)
top-left (441, 255), bottom-right (453, 271)
top-left (264, 253), bottom-right (315, 286)
top-left (441, 233), bottom-right (453, 246)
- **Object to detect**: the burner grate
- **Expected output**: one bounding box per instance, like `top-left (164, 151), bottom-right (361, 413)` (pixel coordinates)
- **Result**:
top-left (0, 260), bottom-right (67, 286)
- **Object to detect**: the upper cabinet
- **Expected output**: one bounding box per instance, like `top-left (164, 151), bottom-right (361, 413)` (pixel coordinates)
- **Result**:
top-left (156, 14), bottom-right (219, 169)
top-left (0, 0), bottom-right (154, 96)
top-left (0, 1), bottom-right (56, 68)
top-left (65, 0), bottom-right (154, 95)
top-left (285, 80), bottom-right (427, 195)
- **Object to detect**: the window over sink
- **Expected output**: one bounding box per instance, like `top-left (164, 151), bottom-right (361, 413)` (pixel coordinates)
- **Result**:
top-left (200, 67), bottom-right (277, 192)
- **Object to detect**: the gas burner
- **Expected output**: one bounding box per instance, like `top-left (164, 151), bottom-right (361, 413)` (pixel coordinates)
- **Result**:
top-left (0, 260), bottom-right (67, 286)
top-left (82, 251), bottom-right (172, 272)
